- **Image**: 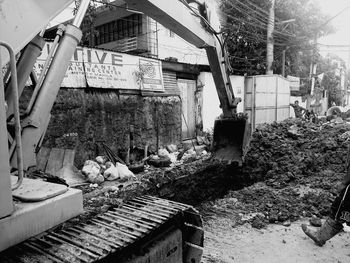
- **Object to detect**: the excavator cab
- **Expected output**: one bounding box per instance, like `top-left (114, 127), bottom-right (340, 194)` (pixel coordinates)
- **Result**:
top-left (212, 115), bottom-right (251, 165)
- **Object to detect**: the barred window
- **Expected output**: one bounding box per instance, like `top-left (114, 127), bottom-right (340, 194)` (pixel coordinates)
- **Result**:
top-left (95, 14), bottom-right (143, 45)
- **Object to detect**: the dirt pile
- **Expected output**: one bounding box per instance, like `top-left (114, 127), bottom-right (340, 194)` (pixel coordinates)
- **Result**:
top-left (200, 119), bottom-right (350, 228)
top-left (243, 118), bottom-right (350, 185)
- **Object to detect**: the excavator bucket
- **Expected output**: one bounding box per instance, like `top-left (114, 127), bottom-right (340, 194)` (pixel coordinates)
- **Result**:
top-left (212, 117), bottom-right (251, 165)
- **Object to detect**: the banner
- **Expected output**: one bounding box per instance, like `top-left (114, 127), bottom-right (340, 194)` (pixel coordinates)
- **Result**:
top-left (33, 43), bottom-right (164, 91)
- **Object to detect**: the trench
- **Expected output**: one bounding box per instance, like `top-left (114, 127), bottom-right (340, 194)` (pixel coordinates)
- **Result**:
top-left (146, 161), bottom-right (253, 207)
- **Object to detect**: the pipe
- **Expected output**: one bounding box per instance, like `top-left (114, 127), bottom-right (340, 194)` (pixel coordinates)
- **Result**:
top-left (72, 0), bottom-right (91, 28)
top-left (0, 41), bottom-right (25, 190)
top-left (17, 25), bottom-right (82, 169)
top-left (25, 25), bottom-right (65, 115)
top-left (5, 35), bottom-right (45, 119)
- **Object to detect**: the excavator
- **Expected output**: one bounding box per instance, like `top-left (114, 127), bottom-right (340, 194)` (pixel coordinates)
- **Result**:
top-left (0, 0), bottom-right (249, 262)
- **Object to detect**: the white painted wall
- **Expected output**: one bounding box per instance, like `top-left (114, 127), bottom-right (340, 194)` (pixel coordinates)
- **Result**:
top-left (230, 76), bottom-right (245, 113)
top-left (149, 0), bottom-right (222, 65)
top-left (199, 72), bottom-right (221, 130)
top-left (156, 23), bottom-right (208, 65)
top-left (200, 73), bottom-right (245, 130)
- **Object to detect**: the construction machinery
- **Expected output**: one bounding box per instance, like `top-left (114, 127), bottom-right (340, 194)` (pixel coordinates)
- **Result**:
top-left (0, 0), bottom-right (248, 261)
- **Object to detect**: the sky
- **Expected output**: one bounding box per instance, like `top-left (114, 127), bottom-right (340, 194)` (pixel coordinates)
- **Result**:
top-left (315, 0), bottom-right (350, 64)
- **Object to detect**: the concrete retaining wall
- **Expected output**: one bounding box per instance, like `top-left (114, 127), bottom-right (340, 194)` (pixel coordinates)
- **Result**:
top-left (41, 89), bottom-right (181, 167)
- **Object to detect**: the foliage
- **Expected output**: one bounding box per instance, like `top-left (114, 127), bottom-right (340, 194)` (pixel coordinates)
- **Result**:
top-left (220, 0), bottom-right (335, 77)
top-left (317, 53), bottom-right (346, 106)
top-left (74, 0), bottom-right (113, 46)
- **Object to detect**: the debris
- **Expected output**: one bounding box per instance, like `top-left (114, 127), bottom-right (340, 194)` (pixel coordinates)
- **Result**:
top-left (103, 163), bottom-right (119, 181)
top-left (82, 160), bottom-right (102, 183)
top-left (95, 156), bottom-right (107, 165)
top-left (310, 217), bottom-right (322, 227)
top-left (166, 144), bottom-right (178, 153)
top-left (56, 164), bottom-right (86, 186)
top-left (148, 155), bottom-right (172, 167)
top-left (116, 162), bottom-right (135, 180)
top-left (282, 220), bottom-right (291, 227)
top-left (158, 148), bottom-right (170, 158)
top-left (251, 215), bottom-right (267, 229)
top-left (102, 143), bottom-right (126, 165)
top-left (128, 163), bottom-right (144, 174)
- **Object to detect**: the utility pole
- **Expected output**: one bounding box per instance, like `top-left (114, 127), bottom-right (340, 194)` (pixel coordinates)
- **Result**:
top-left (310, 36), bottom-right (317, 96)
top-left (266, 0), bottom-right (275, 75)
top-left (282, 49), bottom-right (286, 77)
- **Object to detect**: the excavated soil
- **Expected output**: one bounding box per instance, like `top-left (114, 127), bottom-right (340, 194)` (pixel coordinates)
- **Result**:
top-left (72, 118), bottom-right (350, 262)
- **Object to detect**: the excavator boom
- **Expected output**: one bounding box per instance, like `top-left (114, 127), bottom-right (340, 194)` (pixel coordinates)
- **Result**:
top-left (123, 0), bottom-right (250, 164)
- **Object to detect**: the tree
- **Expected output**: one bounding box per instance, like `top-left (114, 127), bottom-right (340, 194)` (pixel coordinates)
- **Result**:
top-left (317, 53), bottom-right (346, 107)
top-left (220, 0), bottom-right (335, 77)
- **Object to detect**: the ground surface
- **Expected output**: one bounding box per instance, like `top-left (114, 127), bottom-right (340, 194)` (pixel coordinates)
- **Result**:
top-left (202, 217), bottom-right (350, 263)
top-left (73, 119), bottom-right (350, 263)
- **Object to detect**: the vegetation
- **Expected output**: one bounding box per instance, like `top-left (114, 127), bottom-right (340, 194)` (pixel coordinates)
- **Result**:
top-left (220, 0), bottom-right (335, 78)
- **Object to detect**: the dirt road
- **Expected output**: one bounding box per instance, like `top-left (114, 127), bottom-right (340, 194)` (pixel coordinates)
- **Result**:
top-left (202, 216), bottom-right (350, 263)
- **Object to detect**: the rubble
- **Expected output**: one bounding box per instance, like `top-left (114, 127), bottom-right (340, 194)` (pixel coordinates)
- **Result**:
top-left (200, 118), bottom-right (350, 227)
top-left (77, 118), bottom-right (350, 228)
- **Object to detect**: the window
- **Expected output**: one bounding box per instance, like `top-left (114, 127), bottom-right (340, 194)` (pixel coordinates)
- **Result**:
top-left (95, 14), bottom-right (143, 45)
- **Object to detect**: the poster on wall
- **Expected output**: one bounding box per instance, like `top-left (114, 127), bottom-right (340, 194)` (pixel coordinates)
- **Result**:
top-left (33, 42), bottom-right (164, 91)
top-left (138, 58), bottom-right (163, 92)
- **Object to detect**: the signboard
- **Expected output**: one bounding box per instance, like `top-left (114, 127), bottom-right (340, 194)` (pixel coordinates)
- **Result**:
top-left (33, 42), bottom-right (164, 91)
top-left (287, 75), bottom-right (300, 91)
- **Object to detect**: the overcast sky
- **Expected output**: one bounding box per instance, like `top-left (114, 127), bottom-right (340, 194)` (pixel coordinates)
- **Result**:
top-left (315, 0), bottom-right (350, 64)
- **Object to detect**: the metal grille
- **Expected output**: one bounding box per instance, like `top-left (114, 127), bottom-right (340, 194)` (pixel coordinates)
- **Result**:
top-left (0, 196), bottom-right (202, 263)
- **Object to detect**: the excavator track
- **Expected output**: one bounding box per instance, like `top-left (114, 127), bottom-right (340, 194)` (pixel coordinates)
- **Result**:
top-left (0, 196), bottom-right (203, 263)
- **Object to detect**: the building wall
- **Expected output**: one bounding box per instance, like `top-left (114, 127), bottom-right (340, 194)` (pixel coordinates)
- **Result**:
top-left (155, 22), bottom-right (208, 65)
top-left (41, 89), bottom-right (182, 167)
top-left (199, 72), bottom-right (221, 130)
top-left (200, 73), bottom-right (246, 130)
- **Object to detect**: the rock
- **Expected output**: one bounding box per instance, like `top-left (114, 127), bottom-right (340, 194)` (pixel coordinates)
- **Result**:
top-left (148, 156), bottom-right (172, 167)
top-left (116, 162), bottom-right (135, 180)
top-left (82, 160), bottom-right (101, 183)
top-left (287, 125), bottom-right (301, 138)
top-left (104, 185), bottom-right (119, 193)
top-left (269, 213), bottom-right (278, 223)
top-left (181, 148), bottom-right (197, 163)
top-left (103, 164), bottom-right (119, 181)
top-left (168, 153), bottom-right (177, 163)
top-left (282, 220), bottom-right (291, 227)
top-left (95, 156), bottom-right (108, 165)
top-left (87, 172), bottom-right (104, 184)
top-left (158, 148), bottom-right (170, 158)
top-left (105, 161), bottom-right (114, 169)
top-left (309, 217), bottom-right (322, 227)
top-left (128, 163), bottom-right (144, 173)
top-left (166, 144), bottom-right (178, 153)
top-left (278, 214), bottom-right (289, 222)
top-left (94, 174), bottom-right (105, 184)
top-left (251, 216), bottom-right (267, 229)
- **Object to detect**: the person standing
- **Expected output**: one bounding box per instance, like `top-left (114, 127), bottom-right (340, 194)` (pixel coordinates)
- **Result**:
top-left (290, 100), bottom-right (306, 118)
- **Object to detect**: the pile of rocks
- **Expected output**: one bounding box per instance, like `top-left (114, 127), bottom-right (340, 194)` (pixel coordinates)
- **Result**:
top-left (82, 156), bottom-right (135, 184)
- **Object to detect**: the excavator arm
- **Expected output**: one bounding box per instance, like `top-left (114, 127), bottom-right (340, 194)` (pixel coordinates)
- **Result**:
top-left (123, 0), bottom-right (249, 164)
top-left (124, 0), bottom-right (239, 118)
top-left (0, 1), bottom-right (248, 261)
